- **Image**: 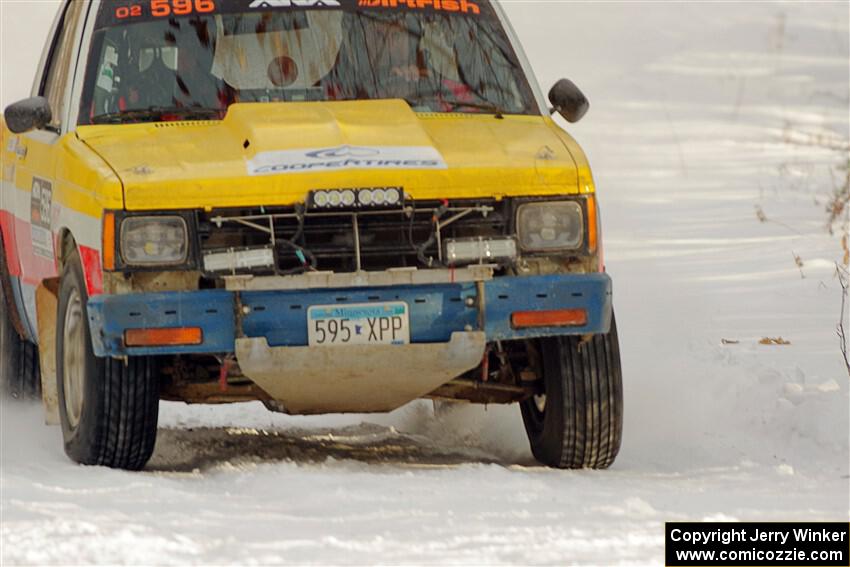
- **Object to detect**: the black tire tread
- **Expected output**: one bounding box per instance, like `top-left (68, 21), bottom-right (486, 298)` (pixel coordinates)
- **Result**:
top-left (57, 251), bottom-right (159, 470)
top-left (0, 277), bottom-right (41, 400)
top-left (95, 358), bottom-right (158, 470)
top-left (559, 328), bottom-right (622, 469)
top-left (521, 317), bottom-right (623, 470)
top-left (18, 340), bottom-right (42, 400)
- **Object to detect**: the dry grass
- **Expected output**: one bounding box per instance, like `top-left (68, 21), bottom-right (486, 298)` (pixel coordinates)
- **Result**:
top-left (826, 159), bottom-right (849, 264)
top-left (837, 264), bottom-right (850, 378)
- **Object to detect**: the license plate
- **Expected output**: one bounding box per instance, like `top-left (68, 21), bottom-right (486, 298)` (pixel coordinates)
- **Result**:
top-left (307, 302), bottom-right (410, 347)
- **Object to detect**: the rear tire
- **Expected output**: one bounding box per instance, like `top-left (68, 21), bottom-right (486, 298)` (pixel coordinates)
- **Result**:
top-left (56, 250), bottom-right (160, 470)
top-left (520, 315), bottom-right (623, 469)
top-left (0, 257), bottom-right (40, 400)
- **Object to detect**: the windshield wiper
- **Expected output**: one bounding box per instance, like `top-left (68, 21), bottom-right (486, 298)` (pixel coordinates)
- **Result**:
top-left (441, 100), bottom-right (508, 118)
top-left (402, 96), bottom-right (509, 118)
top-left (90, 106), bottom-right (223, 125)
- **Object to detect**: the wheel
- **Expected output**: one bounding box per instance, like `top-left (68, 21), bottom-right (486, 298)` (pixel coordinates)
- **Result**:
top-left (0, 250), bottom-right (40, 400)
top-left (520, 315), bottom-right (623, 469)
top-left (56, 249), bottom-right (160, 470)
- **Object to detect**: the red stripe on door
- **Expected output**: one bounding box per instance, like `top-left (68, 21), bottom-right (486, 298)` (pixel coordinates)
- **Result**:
top-left (12, 215), bottom-right (59, 284)
top-left (0, 209), bottom-right (23, 277)
top-left (1, 210), bottom-right (103, 296)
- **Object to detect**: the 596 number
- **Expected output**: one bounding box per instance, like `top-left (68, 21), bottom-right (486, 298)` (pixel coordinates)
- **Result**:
top-left (151, 0), bottom-right (216, 17)
top-left (116, 0), bottom-right (216, 19)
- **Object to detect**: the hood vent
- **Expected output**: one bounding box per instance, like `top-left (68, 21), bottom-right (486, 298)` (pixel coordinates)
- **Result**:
top-left (153, 121), bottom-right (216, 129)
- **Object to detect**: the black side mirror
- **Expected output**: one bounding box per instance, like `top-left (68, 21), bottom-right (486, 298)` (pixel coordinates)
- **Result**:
top-left (4, 97), bottom-right (52, 134)
top-left (548, 79), bottom-right (589, 123)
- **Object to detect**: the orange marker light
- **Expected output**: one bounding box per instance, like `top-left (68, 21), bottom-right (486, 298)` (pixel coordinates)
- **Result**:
top-left (511, 309), bottom-right (588, 329)
top-left (102, 212), bottom-right (116, 271)
top-left (124, 327), bottom-right (203, 347)
top-left (586, 196), bottom-right (598, 253)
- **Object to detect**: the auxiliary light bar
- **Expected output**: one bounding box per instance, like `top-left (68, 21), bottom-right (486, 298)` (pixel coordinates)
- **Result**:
top-left (310, 187), bottom-right (404, 209)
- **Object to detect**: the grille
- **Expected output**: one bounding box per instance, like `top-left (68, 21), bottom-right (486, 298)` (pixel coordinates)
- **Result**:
top-left (197, 199), bottom-right (511, 274)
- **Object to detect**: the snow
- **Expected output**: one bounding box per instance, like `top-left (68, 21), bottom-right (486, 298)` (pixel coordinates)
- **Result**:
top-left (2, 1), bottom-right (849, 565)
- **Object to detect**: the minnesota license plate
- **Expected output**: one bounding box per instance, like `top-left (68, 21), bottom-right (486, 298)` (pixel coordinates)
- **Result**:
top-left (307, 302), bottom-right (410, 347)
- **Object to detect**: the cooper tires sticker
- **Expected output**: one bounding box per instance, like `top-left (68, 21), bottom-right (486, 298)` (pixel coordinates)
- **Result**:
top-left (248, 144), bottom-right (448, 175)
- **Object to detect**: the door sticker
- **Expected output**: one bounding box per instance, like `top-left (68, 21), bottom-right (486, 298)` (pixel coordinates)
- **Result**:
top-left (30, 177), bottom-right (54, 259)
top-left (3, 137), bottom-right (17, 181)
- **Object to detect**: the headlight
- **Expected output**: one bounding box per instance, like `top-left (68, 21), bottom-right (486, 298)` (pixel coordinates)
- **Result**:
top-left (120, 216), bottom-right (189, 266)
top-left (517, 201), bottom-right (584, 251)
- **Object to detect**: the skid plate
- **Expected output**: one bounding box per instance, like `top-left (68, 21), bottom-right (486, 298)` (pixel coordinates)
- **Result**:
top-left (235, 332), bottom-right (486, 414)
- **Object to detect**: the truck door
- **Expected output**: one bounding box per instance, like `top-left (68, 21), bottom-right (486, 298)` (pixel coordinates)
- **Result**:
top-left (11, 0), bottom-right (88, 339)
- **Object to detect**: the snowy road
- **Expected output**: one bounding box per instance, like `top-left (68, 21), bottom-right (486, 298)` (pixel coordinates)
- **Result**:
top-left (2, 2), bottom-right (849, 565)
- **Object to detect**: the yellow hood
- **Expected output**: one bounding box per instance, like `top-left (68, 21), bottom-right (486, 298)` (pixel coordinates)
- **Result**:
top-left (76, 100), bottom-right (582, 211)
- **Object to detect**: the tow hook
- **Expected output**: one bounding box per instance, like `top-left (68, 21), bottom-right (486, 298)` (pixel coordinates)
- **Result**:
top-left (218, 355), bottom-right (235, 392)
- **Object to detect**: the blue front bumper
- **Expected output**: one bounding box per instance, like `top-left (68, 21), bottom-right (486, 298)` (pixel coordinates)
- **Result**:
top-left (87, 274), bottom-right (613, 357)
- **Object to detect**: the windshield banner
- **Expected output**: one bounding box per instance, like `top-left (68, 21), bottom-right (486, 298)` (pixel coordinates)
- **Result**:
top-left (98, 0), bottom-right (490, 29)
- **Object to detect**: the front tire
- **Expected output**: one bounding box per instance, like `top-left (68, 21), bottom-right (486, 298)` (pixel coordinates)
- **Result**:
top-left (520, 316), bottom-right (623, 469)
top-left (56, 250), bottom-right (160, 470)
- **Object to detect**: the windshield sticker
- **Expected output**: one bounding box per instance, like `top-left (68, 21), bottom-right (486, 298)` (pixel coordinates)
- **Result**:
top-left (99, 0), bottom-right (490, 28)
top-left (250, 0), bottom-right (341, 7)
top-left (356, 0), bottom-right (480, 14)
top-left (248, 145), bottom-right (447, 175)
top-left (106, 0), bottom-right (339, 26)
top-left (113, 0), bottom-right (217, 22)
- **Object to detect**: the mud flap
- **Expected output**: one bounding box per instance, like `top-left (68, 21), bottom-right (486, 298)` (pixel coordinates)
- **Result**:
top-left (235, 332), bottom-right (486, 415)
top-left (35, 282), bottom-right (59, 425)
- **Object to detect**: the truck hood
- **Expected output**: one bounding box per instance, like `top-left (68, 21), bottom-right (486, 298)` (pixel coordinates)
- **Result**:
top-left (76, 100), bottom-right (580, 211)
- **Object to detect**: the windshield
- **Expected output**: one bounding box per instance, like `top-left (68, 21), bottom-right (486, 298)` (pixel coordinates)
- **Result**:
top-left (78, 0), bottom-right (539, 125)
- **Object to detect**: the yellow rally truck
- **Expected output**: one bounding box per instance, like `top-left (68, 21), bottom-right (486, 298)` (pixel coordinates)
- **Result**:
top-left (0, 0), bottom-right (622, 470)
